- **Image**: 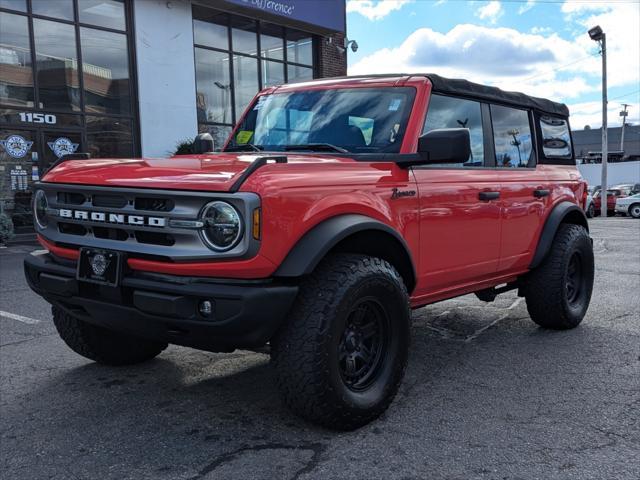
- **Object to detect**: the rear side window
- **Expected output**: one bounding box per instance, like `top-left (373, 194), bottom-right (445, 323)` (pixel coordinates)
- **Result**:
top-left (423, 94), bottom-right (485, 166)
top-left (539, 116), bottom-right (572, 158)
top-left (490, 105), bottom-right (534, 168)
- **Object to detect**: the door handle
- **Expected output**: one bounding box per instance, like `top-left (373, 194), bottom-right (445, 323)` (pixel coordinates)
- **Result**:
top-left (533, 189), bottom-right (550, 198)
top-left (479, 191), bottom-right (500, 201)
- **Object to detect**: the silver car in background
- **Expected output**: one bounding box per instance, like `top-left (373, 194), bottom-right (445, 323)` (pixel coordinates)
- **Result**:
top-left (615, 193), bottom-right (640, 218)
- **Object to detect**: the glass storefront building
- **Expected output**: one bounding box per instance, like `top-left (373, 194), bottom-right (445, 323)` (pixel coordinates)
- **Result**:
top-left (0, 0), bottom-right (346, 234)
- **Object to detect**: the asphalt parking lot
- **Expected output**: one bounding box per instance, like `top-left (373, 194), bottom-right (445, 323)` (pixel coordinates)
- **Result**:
top-left (1, 217), bottom-right (639, 480)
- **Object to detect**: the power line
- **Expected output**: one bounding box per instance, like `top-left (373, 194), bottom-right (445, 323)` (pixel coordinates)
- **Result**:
top-left (520, 52), bottom-right (599, 81)
top-left (609, 89), bottom-right (640, 101)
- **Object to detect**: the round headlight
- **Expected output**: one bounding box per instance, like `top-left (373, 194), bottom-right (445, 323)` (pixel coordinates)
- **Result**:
top-left (199, 201), bottom-right (243, 251)
top-left (34, 190), bottom-right (48, 229)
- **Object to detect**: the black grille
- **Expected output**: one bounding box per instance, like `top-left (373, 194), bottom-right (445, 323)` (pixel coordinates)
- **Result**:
top-left (58, 222), bottom-right (87, 236)
top-left (135, 197), bottom-right (175, 212)
top-left (92, 194), bottom-right (128, 208)
top-left (134, 231), bottom-right (175, 246)
top-left (93, 226), bottom-right (129, 241)
top-left (57, 192), bottom-right (85, 205)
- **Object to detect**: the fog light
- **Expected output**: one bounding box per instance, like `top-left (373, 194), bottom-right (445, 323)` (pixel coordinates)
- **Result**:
top-left (199, 300), bottom-right (213, 317)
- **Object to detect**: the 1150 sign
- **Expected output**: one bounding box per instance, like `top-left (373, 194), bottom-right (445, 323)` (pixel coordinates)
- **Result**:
top-left (19, 112), bottom-right (57, 125)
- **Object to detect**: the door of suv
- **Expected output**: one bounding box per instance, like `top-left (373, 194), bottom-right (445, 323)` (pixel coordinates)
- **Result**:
top-left (412, 95), bottom-right (501, 295)
top-left (489, 104), bottom-right (548, 272)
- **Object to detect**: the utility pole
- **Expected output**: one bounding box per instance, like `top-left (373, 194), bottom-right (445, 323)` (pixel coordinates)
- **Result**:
top-left (620, 103), bottom-right (630, 152)
top-left (589, 25), bottom-right (608, 218)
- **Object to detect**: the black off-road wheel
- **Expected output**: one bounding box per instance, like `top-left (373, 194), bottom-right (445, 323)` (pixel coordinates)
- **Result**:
top-left (52, 307), bottom-right (167, 365)
top-left (628, 203), bottom-right (640, 219)
top-left (272, 254), bottom-right (411, 430)
top-left (523, 224), bottom-right (594, 329)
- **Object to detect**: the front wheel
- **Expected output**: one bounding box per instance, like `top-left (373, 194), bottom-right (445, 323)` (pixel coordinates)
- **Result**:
top-left (52, 307), bottom-right (167, 365)
top-left (628, 203), bottom-right (640, 219)
top-left (586, 203), bottom-right (595, 218)
top-left (271, 254), bottom-right (410, 430)
top-left (523, 224), bottom-right (594, 329)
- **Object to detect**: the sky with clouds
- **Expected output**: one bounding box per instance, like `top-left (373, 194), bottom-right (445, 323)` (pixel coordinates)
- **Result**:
top-left (346, 0), bottom-right (640, 129)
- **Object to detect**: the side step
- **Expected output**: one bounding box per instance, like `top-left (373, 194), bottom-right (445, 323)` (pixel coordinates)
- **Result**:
top-left (474, 282), bottom-right (520, 302)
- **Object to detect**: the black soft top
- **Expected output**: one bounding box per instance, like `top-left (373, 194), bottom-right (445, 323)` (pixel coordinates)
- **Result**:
top-left (426, 74), bottom-right (569, 118)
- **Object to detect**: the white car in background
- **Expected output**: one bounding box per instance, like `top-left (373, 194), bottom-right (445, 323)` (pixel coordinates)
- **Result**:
top-left (615, 193), bottom-right (640, 218)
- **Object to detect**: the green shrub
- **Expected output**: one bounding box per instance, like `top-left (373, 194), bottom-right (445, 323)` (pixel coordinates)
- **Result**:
top-left (0, 213), bottom-right (14, 245)
top-left (174, 138), bottom-right (194, 155)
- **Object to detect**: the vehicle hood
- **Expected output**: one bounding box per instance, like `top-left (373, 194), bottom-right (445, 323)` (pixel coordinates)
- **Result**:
top-left (41, 153), bottom-right (358, 192)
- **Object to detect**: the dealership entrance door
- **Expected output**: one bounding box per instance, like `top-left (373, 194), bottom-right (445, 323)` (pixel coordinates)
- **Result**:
top-left (0, 122), bottom-right (84, 233)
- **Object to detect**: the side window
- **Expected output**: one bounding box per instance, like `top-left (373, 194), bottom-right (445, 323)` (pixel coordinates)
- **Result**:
top-left (423, 94), bottom-right (484, 166)
top-left (539, 116), bottom-right (572, 158)
top-left (490, 105), bottom-right (534, 168)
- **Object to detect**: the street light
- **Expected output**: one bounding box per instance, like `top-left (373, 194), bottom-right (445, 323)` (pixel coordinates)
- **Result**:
top-left (589, 25), bottom-right (608, 218)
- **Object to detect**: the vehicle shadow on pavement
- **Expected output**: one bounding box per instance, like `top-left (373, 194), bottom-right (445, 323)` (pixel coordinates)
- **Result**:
top-left (9, 299), bottom-right (638, 480)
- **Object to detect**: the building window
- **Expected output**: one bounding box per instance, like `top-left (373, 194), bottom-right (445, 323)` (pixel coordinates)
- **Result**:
top-left (0, 0), bottom-right (136, 232)
top-left (192, 5), bottom-right (316, 149)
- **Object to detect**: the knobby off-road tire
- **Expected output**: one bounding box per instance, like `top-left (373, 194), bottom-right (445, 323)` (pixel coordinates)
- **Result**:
top-left (523, 224), bottom-right (594, 329)
top-left (271, 254), bottom-right (411, 430)
top-left (52, 307), bottom-right (167, 365)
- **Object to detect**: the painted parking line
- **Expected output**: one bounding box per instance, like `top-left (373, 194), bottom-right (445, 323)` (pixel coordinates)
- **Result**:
top-left (0, 311), bottom-right (41, 325)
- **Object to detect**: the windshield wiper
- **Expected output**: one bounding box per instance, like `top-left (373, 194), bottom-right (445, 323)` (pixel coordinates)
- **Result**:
top-left (284, 143), bottom-right (349, 153)
top-left (225, 143), bottom-right (263, 152)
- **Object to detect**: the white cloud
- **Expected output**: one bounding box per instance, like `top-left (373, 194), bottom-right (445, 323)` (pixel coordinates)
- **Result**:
top-left (476, 1), bottom-right (503, 24)
top-left (346, 0), bottom-right (412, 21)
top-left (568, 99), bottom-right (640, 130)
top-left (349, 2), bottom-right (639, 105)
top-left (518, 1), bottom-right (536, 15)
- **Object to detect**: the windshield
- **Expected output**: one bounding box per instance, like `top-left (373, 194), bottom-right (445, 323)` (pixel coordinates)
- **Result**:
top-left (225, 87), bottom-right (416, 154)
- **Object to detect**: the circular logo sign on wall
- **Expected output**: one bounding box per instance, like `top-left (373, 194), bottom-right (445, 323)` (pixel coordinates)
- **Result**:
top-left (47, 137), bottom-right (79, 158)
top-left (0, 135), bottom-right (34, 159)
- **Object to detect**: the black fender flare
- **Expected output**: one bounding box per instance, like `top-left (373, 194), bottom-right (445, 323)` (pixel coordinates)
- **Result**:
top-left (274, 214), bottom-right (416, 286)
top-left (529, 201), bottom-right (589, 269)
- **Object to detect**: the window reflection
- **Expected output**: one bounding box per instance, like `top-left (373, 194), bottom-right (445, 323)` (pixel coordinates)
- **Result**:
top-left (198, 123), bottom-right (231, 151)
top-left (32, 0), bottom-right (74, 21)
top-left (287, 32), bottom-right (312, 66)
top-left (78, 0), bottom-right (126, 31)
top-left (193, 8), bottom-right (228, 49)
top-left (33, 19), bottom-right (80, 111)
top-left (423, 94), bottom-right (485, 165)
top-left (233, 55), bottom-right (259, 119)
top-left (0, 0), bottom-right (26, 12)
top-left (262, 60), bottom-right (284, 87)
top-left (231, 18), bottom-right (257, 55)
top-left (86, 115), bottom-right (133, 158)
top-left (540, 116), bottom-right (572, 158)
top-left (287, 64), bottom-right (313, 83)
top-left (0, 13), bottom-right (34, 107)
top-left (491, 105), bottom-right (533, 168)
top-left (195, 48), bottom-right (231, 124)
top-left (261, 24), bottom-right (284, 60)
top-left (80, 27), bottom-right (130, 115)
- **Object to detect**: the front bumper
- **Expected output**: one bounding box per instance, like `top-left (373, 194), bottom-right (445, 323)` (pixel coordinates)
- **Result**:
top-left (24, 252), bottom-right (298, 352)
top-left (615, 204), bottom-right (627, 214)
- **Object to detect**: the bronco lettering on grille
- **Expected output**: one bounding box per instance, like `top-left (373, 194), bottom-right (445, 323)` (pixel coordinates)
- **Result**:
top-left (58, 209), bottom-right (166, 227)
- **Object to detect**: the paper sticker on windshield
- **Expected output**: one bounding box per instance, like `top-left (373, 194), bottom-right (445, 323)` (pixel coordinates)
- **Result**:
top-left (236, 130), bottom-right (254, 144)
top-left (388, 98), bottom-right (402, 111)
top-left (253, 96), bottom-right (270, 110)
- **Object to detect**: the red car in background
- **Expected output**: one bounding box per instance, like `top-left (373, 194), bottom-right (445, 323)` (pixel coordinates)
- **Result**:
top-left (592, 184), bottom-right (639, 215)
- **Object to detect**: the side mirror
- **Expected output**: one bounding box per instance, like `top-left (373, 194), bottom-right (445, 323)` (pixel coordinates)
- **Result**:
top-left (417, 128), bottom-right (471, 164)
top-left (192, 133), bottom-right (214, 154)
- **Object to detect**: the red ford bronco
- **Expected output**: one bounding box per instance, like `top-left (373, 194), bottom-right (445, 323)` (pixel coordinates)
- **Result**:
top-left (25, 74), bottom-right (594, 430)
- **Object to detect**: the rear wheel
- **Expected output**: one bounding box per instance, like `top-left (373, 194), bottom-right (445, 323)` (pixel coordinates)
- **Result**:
top-left (628, 203), bottom-right (640, 219)
top-left (52, 307), bottom-right (167, 365)
top-left (523, 224), bottom-right (594, 329)
top-left (586, 203), bottom-right (595, 218)
top-left (272, 254), bottom-right (410, 430)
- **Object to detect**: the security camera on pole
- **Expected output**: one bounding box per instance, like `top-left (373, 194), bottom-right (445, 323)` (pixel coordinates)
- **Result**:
top-left (588, 25), bottom-right (608, 218)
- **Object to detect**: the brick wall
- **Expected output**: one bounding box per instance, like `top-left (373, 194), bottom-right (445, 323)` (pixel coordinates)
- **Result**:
top-left (317, 32), bottom-right (347, 78)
